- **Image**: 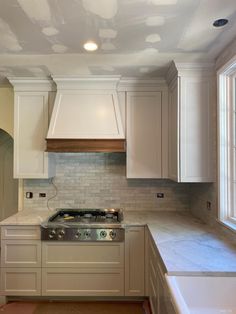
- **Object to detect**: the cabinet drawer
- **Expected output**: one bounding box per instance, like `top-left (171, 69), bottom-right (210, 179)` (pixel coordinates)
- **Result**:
top-left (1, 240), bottom-right (41, 267)
top-left (42, 268), bottom-right (124, 296)
top-left (42, 242), bottom-right (124, 268)
top-left (1, 226), bottom-right (40, 240)
top-left (149, 237), bottom-right (157, 269)
top-left (149, 272), bottom-right (157, 314)
top-left (1, 268), bottom-right (41, 296)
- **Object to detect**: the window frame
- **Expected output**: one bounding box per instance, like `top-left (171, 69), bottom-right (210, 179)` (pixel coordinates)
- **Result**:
top-left (218, 55), bottom-right (236, 230)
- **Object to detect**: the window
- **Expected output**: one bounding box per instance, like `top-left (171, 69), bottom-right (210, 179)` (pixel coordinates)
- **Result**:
top-left (218, 56), bottom-right (236, 230)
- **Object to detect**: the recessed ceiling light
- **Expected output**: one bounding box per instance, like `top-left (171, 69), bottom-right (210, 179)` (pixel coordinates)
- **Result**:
top-left (213, 19), bottom-right (228, 28)
top-left (83, 41), bottom-right (98, 51)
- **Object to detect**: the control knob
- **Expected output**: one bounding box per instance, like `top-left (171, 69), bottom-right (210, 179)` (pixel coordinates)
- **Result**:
top-left (75, 230), bottom-right (82, 239)
top-left (84, 230), bottom-right (91, 238)
top-left (58, 229), bottom-right (65, 239)
top-left (109, 230), bottom-right (116, 239)
top-left (100, 230), bottom-right (107, 238)
top-left (49, 229), bottom-right (56, 239)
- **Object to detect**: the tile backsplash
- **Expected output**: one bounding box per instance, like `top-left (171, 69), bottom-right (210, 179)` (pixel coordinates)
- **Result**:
top-left (24, 153), bottom-right (190, 211)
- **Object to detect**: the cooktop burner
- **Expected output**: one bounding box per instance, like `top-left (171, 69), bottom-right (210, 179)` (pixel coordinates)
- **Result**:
top-left (48, 208), bottom-right (123, 224)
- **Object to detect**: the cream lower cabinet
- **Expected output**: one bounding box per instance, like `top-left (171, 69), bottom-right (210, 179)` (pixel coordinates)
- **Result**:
top-left (148, 232), bottom-right (176, 314)
top-left (125, 227), bottom-right (145, 296)
top-left (41, 242), bottom-right (124, 296)
top-left (0, 226), bottom-right (41, 296)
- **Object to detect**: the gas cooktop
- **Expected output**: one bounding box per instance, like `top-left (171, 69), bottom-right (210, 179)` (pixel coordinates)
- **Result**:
top-left (48, 208), bottom-right (123, 224)
top-left (41, 208), bottom-right (124, 242)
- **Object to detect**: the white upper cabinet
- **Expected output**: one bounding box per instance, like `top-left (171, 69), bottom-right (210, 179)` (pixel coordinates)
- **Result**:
top-left (9, 78), bottom-right (55, 179)
top-left (167, 62), bottom-right (214, 182)
top-left (126, 81), bottom-right (168, 178)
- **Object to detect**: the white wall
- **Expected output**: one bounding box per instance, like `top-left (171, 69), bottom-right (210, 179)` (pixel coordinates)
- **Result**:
top-left (0, 87), bottom-right (14, 137)
top-left (0, 130), bottom-right (18, 221)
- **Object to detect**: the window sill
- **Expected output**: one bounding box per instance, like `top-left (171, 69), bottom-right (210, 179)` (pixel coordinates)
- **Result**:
top-left (218, 218), bottom-right (236, 234)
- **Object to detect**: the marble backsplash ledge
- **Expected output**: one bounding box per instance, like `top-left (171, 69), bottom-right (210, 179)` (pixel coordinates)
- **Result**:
top-left (23, 153), bottom-right (191, 211)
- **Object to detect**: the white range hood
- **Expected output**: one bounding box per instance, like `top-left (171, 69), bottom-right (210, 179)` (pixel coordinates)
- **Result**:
top-left (46, 76), bottom-right (125, 152)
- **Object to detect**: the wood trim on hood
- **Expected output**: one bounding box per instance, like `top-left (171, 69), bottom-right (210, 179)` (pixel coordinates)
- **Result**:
top-left (46, 139), bottom-right (126, 153)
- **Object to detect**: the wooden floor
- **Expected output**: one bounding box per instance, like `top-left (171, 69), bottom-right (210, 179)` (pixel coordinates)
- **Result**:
top-left (0, 301), bottom-right (151, 314)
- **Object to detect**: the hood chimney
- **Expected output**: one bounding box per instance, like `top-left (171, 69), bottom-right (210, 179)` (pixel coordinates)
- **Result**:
top-left (46, 76), bottom-right (125, 152)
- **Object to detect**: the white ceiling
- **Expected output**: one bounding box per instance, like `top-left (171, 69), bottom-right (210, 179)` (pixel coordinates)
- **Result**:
top-left (0, 0), bottom-right (236, 80)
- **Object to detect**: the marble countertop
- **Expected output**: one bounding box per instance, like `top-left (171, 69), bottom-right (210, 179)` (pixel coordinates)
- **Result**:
top-left (0, 209), bottom-right (53, 225)
top-left (123, 211), bottom-right (236, 275)
top-left (1, 209), bottom-right (236, 276)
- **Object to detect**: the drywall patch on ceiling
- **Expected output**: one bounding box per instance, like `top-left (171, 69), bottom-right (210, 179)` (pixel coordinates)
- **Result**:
top-left (101, 43), bottom-right (116, 51)
top-left (82, 0), bottom-right (118, 19)
top-left (0, 18), bottom-right (22, 52)
top-left (146, 16), bottom-right (165, 26)
top-left (99, 29), bottom-right (117, 39)
top-left (52, 44), bottom-right (68, 53)
top-left (28, 66), bottom-right (51, 76)
top-left (143, 47), bottom-right (159, 54)
top-left (17, 0), bottom-right (51, 23)
top-left (139, 67), bottom-right (149, 73)
top-left (42, 27), bottom-right (59, 36)
top-left (145, 33), bottom-right (161, 43)
top-left (149, 0), bottom-right (178, 5)
top-left (102, 66), bottom-right (115, 71)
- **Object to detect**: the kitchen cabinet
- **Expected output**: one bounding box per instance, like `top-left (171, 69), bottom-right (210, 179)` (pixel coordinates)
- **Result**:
top-left (42, 268), bottom-right (124, 296)
top-left (0, 226), bottom-right (41, 296)
top-left (41, 242), bottom-right (124, 296)
top-left (9, 78), bottom-right (55, 178)
top-left (126, 92), bottom-right (167, 178)
top-left (125, 226), bottom-right (145, 296)
top-left (167, 62), bottom-right (214, 182)
top-left (147, 231), bottom-right (176, 314)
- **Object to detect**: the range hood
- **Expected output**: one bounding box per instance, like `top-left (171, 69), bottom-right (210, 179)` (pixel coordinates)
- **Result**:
top-left (46, 76), bottom-right (125, 153)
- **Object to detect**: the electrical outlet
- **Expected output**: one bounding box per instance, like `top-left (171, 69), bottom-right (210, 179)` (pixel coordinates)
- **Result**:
top-left (156, 193), bottom-right (164, 198)
top-left (39, 193), bottom-right (46, 198)
top-left (206, 201), bottom-right (211, 210)
top-left (26, 192), bottom-right (33, 199)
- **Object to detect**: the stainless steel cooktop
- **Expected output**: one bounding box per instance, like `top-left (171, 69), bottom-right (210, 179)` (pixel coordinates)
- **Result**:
top-left (41, 208), bottom-right (124, 242)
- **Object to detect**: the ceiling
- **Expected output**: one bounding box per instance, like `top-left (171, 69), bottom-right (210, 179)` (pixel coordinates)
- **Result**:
top-left (0, 0), bottom-right (236, 81)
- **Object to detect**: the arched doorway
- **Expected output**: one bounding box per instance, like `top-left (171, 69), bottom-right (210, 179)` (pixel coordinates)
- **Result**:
top-left (0, 129), bottom-right (18, 221)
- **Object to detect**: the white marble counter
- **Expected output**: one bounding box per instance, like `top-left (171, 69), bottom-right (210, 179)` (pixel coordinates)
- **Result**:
top-left (1, 209), bottom-right (236, 276)
top-left (123, 211), bottom-right (236, 276)
top-left (0, 209), bottom-right (54, 225)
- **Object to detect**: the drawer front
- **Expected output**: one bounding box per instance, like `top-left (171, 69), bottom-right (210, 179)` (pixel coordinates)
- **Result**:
top-left (1, 240), bottom-right (41, 267)
top-left (1, 268), bottom-right (41, 296)
top-left (42, 242), bottom-right (124, 268)
top-left (42, 268), bottom-right (124, 296)
top-left (149, 272), bottom-right (157, 314)
top-left (1, 226), bottom-right (40, 240)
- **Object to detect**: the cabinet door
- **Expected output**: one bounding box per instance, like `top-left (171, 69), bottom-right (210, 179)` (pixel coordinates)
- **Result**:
top-left (180, 76), bottom-right (213, 182)
top-left (127, 92), bottom-right (162, 178)
top-left (168, 74), bottom-right (213, 183)
top-left (125, 227), bottom-right (145, 296)
top-left (1, 268), bottom-right (41, 296)
top-left (42, 268), bottom-right (124, 296)
top-left (168, 78), bottom-right (179, 181)
top-left (42, 242), bottom-right (124, 268)
top-left (148, 236), bottom-right (158, 314)
top-left (1, 240), bottom-right (41, 267)
top-left (14, 91), bottom-right (53, 178)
